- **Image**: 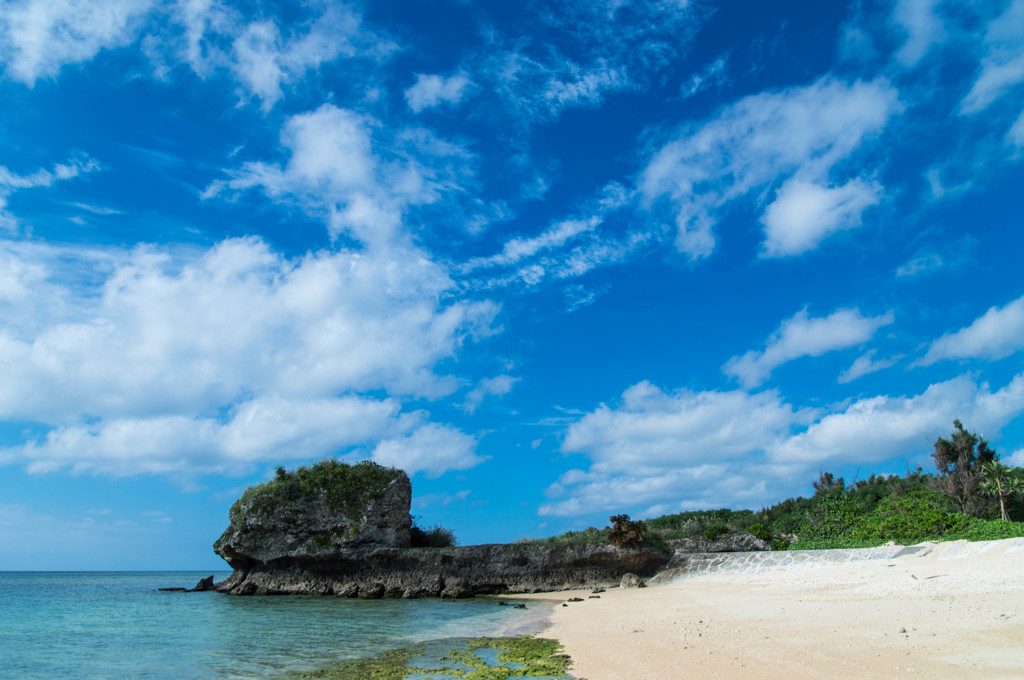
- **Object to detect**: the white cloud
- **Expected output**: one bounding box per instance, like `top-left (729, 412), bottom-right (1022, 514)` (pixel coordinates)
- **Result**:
top-left (405, 73), bottom-right (472, 113)
top-left (227, 7), bottom-right (379, 111)
top-left (920, 294), bottom-right (1024, 365)
top-left (1006, 449), bottom-right (1024, 467)
top-left (543, 372), bottom-right (1024, 517)
top-left (371, 422), bottom-right (484, 478)
top-left (838, 349), bottom-right (900, 384)
top-left (959, 0), bottom-right (1024, 115)
top-left (206, 105), bottom-right (472, 244)
top-left (639, 77), bottom-right (899, 259)
top-left (464, 218), bottom-right (600, 271)
top-left (769, 373), bottom-right (1024, 465)
top-left (463, 375), bottom-right (519, 414)
top-left (561, 381), bottom-right (811, 476)
top-left (760, 177), bottom-right (883, 257)
top-left (891, 0), bottom-right (945, 67)
top-left (0, 236), bottom-right (495, 477)
top-left (723, 307), bottom-right (895, 388)
top-left (0, 0), bottom-right (153, 85)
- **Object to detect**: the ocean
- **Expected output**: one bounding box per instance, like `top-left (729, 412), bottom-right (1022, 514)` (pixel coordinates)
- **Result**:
top-left (0, 572), bottom-right (549, 680)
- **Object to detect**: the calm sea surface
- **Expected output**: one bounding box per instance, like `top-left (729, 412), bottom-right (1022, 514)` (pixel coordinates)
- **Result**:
top-left (0, 572), bottom-right (545, 680)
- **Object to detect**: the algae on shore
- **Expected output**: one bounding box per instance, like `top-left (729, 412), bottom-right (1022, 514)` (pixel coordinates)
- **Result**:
top-left (279, 636), bottom-right (576, 680)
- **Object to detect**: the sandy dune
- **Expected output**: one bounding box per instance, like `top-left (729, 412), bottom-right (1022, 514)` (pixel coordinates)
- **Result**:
top-left (517, 539), bottom-right (1024, 679)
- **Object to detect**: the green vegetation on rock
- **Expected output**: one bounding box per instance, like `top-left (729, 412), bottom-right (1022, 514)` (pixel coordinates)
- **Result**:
top-left (230, 460), bottom-right (401, 524)
top-left (276, 637), bottom-right (574, 680)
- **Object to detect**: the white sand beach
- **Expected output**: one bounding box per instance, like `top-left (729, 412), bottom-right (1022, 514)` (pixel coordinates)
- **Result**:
top-left (519, 539), bottom-right (1024, 679)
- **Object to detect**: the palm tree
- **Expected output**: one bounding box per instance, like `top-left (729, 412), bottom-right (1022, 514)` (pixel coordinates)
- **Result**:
top-left (979, 461), bottom-right (1024, 521)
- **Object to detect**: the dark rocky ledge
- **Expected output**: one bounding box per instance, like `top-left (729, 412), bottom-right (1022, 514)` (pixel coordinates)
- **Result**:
top-left (211, 460), bottom-right (669, 598)
top-left (213, 542), bottom-right (670, 598)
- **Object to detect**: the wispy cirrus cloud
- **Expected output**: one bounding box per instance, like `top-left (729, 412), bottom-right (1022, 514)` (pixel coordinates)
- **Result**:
top-left (639, 77), bottom-right (899, 260)
top-left (723, 306), bottom-right (895, 389)
top-left (0, 156), bottom-right (101, 230)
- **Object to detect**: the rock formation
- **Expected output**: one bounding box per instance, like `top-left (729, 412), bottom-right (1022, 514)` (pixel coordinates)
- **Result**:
top-left (212, 460), bottom-right (669, 598)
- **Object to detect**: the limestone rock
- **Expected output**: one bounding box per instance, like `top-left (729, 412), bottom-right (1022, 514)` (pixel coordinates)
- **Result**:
top-left (214, 461), bottom-right (412, 567)
top-left (669, 532), bottom-right (771, 553)
top-left (621, 573), bottom-right (646, 588)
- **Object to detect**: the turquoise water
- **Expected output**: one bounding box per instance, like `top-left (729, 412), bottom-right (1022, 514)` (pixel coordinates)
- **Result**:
top-left (0, 572), bottom-right (546, 680)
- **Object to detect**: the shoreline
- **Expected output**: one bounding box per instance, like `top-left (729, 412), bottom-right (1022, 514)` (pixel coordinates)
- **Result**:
top-left (518, 538), bottom-right (1024, 679)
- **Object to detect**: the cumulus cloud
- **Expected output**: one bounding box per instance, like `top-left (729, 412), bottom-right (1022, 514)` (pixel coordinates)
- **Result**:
top-left (760, 177), bottom-right (883, 257)
top-left (0, 0), bottom-right (153, 85)
top-left (768, 373), bottom-right (1024, 465)
top-left (463, 375), bottom-right (519, 414)
top-left (561, 381), bottom-right (812, 476)
top-left (405, 73), bottom-right (472, 113)
top-left (723, 307), bottom-right (895, 389)
top-left (371, 423), bottom-right (483, 478)
top-left (206, 104), bottom-right (476, 244)
top-left (0, 236), bottom-right (494, 477)
top-left (919, 294), bottom-right (1024, 365)
top-left (543, 372), bottom-right (1024, 517)
top-left (639, 77), bottom-right (899, 259)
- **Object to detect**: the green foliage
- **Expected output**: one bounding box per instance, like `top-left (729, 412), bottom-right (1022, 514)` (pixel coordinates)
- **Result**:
top-left (410, 522), bottom-right (458, 548)
top-left (702, 522), bottom-right (729, 541)
top-left (746, 523), bottom-right (773, 543)
top-left (848, 491), bottom-right (969, 542)
top-left (979, 461), bottom-right (1024, 521)
top-left (932, 419), bottom-right (998, 517)
top-left (645, 508), bottom-right (758, 540)
top-left (958, 518), bottom-right (1024, 541)
top-left (605, 514), bottom-right (650, 549)
top-left (515, 527), bottom-right (610, 547)
top-left (230, 460), bottom-right (399, 525)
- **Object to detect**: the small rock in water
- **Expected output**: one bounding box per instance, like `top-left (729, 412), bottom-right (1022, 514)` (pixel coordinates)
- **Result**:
top-left (497, 601), bottom-right (508, 606)
top-left (514, 603), bottom-right (527, 609)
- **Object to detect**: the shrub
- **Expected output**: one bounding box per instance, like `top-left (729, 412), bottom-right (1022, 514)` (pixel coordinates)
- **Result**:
top-left (849, 490), bottom-right (968, 542)
top-left (410, 523), bottom-right (457, 548)
top-left (702, 522), bottom-right (729, 541)
top-left (747, 523), bottom-right (773, 543)
top-left (606, 514), bottom-right (650, 549)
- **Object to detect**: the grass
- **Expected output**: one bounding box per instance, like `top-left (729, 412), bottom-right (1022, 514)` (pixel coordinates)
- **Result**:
top-left (229, 460), bottom-right (401, 525)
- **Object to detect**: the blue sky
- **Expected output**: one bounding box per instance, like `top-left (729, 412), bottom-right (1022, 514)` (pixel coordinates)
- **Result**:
top-left (1, 0), bottom-right (1023, 570)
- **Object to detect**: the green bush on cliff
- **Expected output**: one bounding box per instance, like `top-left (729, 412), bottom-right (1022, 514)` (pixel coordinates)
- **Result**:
top-left (410, 521), bottom-right (458, 548)
top-left (230, 460), bottom-right (400, 524)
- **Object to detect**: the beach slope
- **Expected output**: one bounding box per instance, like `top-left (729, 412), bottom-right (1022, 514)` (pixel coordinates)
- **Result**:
top-left (527, 538), bottom-right (1024, 679)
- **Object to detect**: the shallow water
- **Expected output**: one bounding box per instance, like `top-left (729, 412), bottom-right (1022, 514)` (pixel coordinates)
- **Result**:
top-left (0, 572), bottom-right (545, 680)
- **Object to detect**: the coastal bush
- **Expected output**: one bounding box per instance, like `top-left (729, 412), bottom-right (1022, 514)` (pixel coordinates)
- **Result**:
top-left (606, 514), bottom-right (650, 549)
top-left (849, 490), bottom-right (968, 543)
top-left (702, 522), bottom-right (729, 541)
top-left (746, 523), bottom-right (772, 543)
top-left (410, 522), bottom-right (458, 548)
